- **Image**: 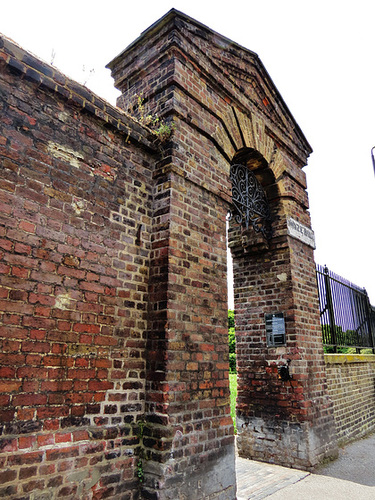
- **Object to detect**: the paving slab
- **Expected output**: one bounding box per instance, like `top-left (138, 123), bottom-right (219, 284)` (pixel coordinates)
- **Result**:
top-left (236, 456), bottom-right (309, 500)
top-left (236, 432), bottom-right (375, 499)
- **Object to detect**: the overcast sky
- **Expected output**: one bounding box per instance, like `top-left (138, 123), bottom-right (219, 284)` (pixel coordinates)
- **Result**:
top-left (1, 0), bottom-right (374, 304)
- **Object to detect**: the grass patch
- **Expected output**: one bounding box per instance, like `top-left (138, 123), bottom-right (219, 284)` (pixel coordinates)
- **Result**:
top-left (229, 373), bottom-right (237, 434)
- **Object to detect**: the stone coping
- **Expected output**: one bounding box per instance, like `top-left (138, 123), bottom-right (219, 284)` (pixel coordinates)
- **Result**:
top-left (324, 354), bottom-right (375, 364)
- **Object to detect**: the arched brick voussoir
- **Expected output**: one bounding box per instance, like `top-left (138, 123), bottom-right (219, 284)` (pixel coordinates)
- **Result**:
top-left (216, 105), bottom-right (244, 153)
top-left (209, 120), bottom-right (238, 164)
top-left (209, 106), bottom-right (277, 169)
top-left (231, 108), bottom-right (278, 167)
top-left (232, 110), bottom-right (256, 154)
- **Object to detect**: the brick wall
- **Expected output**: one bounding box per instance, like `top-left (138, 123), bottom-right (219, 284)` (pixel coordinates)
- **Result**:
top-left (325, 354), bottom-right (375, 444)
top-left (0, 33), bottom-right (157, 499)
top-left (229, 162), bottom-right (338, 470)
top-left (1, 11), bottom-right (238, 498)
top-left (108, 8), bottom-right (337, 478)
top-left (0, 8), bottom-right (343, 499)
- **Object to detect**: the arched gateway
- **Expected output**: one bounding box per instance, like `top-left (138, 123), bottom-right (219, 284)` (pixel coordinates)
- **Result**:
top-left (0, 8), bottom-right (337, 500)
top-left (107, 9), bottom-right (338, 497)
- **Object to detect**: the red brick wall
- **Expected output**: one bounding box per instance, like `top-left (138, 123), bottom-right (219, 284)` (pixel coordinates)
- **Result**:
top-left (0, 34), bottom-right (157, 499)
top-left (118, 10), bottom-right (337, 473)
top-left (136, 124), bottom-right (236, 497)
top-left (228, 144), bottom-right (337, 469)
top-left (109, 14), bottom-right (239, 498)
top-left (111, 5), bottom-right (337, 490)
top-left (0, 7), bottom-right (341, 499)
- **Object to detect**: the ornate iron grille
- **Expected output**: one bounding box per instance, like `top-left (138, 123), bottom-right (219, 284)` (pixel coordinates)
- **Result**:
top-left (229, 163), bottom-right (272, 238)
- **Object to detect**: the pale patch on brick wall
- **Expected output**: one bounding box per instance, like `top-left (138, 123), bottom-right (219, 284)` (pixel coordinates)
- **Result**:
top-left (47, 141), bottom-right (84, 169)
top-left (277, 273), bottom-right (287, 282)
top-left (55, 292), bottom-right (72, 310)
top-left (72, 198), bottom-right (86, 215)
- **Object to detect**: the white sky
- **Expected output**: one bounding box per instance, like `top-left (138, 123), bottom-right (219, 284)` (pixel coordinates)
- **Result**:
top-left (1, 0), bottom-right (374, 304)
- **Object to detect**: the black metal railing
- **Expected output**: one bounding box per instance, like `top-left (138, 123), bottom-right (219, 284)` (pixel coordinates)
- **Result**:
top-left (316, 264), bottom-right (375, 353)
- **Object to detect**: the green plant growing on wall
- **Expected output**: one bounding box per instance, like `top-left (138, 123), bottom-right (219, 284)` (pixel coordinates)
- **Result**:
top-left (137, 94), bottom-right (159, 127)
top-left (136, 419), bottom-right (146, 483)
top-left (136, 94), bottom-right (175, 143)
top-left (137, 459), bottom-right (144, 483)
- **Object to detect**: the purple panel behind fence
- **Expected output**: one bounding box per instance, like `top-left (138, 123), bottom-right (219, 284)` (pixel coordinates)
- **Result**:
top-left (316, 264), bottom-right (375, 351)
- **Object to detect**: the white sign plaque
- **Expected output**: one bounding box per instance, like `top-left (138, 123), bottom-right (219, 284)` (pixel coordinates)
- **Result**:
top-left (287, 217), bottom-right (316, 249)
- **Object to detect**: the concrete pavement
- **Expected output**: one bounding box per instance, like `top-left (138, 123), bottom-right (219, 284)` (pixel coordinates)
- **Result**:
top-left (236, 432), bottom-right (375, 499)
top-left (263, 474), bottom-right (374, 499)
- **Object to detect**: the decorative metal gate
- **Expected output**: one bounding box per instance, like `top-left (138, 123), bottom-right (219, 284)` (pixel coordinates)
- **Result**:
top-left (229, 163), bottom-right (272, 238)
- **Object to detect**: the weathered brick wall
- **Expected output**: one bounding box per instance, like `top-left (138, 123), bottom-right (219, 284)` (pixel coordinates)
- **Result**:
top-left (0, 7), bottom-right (343, 499)
top-left (230, 161), bottom-right (337, 470)
top-left (109, 36), bottom-right (237, 496)
top-left (143, 162), bottom-right (234, 499)
top-left (0, 34), bottom-right (158, 499)
top-left (325, 355), bottom-right (375, 444)
top-left (108, 8), bottom-right (337, 480)
top-left (1, 13), bottom-right (238, 498)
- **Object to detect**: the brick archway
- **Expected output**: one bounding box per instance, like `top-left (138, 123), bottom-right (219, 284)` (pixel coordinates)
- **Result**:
top-left (0, 9), bottom-right (339, 500)
top-left (228, 145), bottom-right (338, 469)
top-left (107, 8), bottom-right (338, 496)
top-left (230, 147), bottom-right (276, 239)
